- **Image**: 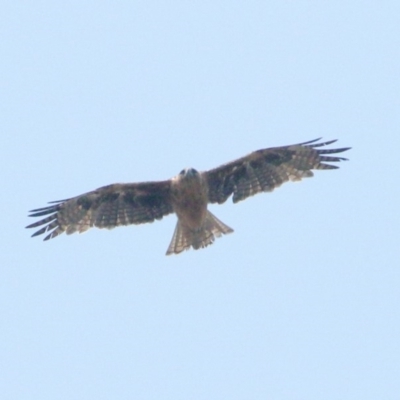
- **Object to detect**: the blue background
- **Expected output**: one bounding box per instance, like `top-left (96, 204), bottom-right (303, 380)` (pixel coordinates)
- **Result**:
top-left (2, 1), bottom-right (399, 399)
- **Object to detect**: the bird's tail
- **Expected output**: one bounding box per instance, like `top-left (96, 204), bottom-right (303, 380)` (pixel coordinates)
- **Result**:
top-left (166, 211), bottom-right (233, 255)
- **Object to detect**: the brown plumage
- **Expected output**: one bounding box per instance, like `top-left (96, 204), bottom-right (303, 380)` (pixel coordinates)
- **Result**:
top-left (26, 138), bottom-right (350, 255)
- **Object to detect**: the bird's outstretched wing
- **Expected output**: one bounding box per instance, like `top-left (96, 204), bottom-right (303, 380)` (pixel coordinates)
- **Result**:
top-left (205, 138), bottom-right (351, 204)
top-left (26, 181), bottom-right (173, 240)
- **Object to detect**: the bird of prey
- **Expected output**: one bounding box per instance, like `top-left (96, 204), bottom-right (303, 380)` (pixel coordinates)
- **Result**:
top-left (26, 138), bottom-right (350, 255)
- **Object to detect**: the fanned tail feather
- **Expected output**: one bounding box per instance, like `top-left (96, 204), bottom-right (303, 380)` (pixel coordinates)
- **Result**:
top-left (166, 211), bottom-right (233, 255)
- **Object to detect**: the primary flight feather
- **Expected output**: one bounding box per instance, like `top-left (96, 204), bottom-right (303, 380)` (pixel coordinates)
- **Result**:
top-left (26, 138), bottom-right (350, 255)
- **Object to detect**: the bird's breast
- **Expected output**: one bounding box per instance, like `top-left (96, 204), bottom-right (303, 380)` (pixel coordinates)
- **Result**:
top-left (171, 175), bottom-right (208, 230)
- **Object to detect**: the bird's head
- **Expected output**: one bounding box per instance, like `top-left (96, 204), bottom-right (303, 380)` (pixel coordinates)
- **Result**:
top-left (178, 168), bottom-right (199, 179)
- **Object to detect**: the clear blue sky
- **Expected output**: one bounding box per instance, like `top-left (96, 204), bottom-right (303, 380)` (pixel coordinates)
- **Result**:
top-left (2, 1), bottom-right (399, 399)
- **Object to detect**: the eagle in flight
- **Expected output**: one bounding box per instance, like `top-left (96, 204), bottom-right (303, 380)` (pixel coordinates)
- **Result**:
top-left (27, 138), bottom-right (350, 255)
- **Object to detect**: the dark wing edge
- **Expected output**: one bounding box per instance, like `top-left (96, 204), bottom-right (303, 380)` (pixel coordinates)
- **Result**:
top-left (26, 181), bottom-right (173, 241)
top-left (205, 138), bottom-right (351, 204)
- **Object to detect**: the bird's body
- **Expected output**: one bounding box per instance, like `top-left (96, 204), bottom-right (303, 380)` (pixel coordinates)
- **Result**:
top-left (27, 138), bottom-right (350, 255)
top-left (167, 168), bottom-right (233, 254)
top-left (170, 168), bottom-right (208, 231)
